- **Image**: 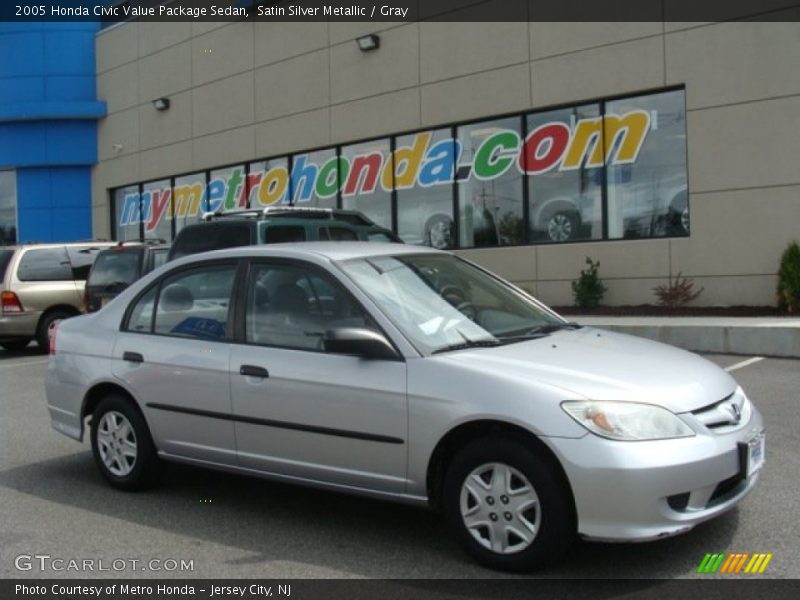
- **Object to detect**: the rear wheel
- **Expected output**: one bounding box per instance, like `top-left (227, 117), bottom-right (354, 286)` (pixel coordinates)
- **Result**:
top-left (442, 437), bottom-right (574, 572)
top-left (35, 309), bottom-right (73, 352)
top-left (90, 394), bottom-right (161, 490)
top-left (1, 339), bottom-right (31, 351)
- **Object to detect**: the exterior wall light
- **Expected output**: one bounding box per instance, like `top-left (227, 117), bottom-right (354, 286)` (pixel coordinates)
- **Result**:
top-left (356, 34), bottom-right (380, 52)
top-left (152, 98), bottom-right (170, 111)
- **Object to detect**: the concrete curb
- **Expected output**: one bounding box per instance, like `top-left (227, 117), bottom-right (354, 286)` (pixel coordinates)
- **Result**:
top-left (572, 317), bottom-right (800, 358)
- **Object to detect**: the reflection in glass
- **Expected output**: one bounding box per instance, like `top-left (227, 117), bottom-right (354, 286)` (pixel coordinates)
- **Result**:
top-left (174, 173), bottom-right (206, 234)
top-left (142, 179), bottom-right (172, 241)
top-left (341, 139), bottom-right (392, 228)
top-left (114, 185), bottom-right (141, 242)
top-left (527, 104), bottom-right (602, 243)
top-left (457, 118), bottom-right (524, 248)
top-left (396, 129), bottom-right (455, 249)
top-left (0, 170), bottom-right (17, 245)
top-left (291, 149), bottom-right (338, 209)
top-left (606, 89), bottom-right (688, 239)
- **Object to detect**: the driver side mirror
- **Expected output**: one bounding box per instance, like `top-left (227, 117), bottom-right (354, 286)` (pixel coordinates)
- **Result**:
top-left (323, 327), bottom-right (399, 360)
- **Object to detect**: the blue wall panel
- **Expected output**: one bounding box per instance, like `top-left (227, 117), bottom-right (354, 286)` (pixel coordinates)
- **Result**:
top-left (0, 22), bottom-right (104, 243)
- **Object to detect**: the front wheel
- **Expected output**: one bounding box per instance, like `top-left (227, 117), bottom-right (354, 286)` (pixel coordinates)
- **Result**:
top-left (90, 395), bottom-right (161, 491)
top-left (442, 437), bottom-right (575, 571)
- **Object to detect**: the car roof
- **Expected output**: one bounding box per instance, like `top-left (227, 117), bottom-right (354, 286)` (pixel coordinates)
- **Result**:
top-left (171, 241), bottom-right (444, 266)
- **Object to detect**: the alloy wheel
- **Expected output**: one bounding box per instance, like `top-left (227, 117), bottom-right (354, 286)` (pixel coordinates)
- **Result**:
top-left (96, 411), bottom-right (138, 477)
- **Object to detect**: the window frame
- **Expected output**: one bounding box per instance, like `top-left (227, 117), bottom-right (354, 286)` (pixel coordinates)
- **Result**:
top-left (232, 257), bottom-right (404, 360)
top-left (121, 259), bottom-right (244, 344)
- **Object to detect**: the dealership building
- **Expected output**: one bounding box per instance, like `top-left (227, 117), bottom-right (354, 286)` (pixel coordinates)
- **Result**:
top-left (3, 12), bottom-right (798, 307)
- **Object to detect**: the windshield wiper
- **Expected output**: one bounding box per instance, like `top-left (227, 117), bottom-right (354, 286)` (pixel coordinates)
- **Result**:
top-left (432, 329), bottom-right (502, 354)
top-left (432, 339), bottom-right (503, 354)
top-left (498, 321), bottom-right (583, 343)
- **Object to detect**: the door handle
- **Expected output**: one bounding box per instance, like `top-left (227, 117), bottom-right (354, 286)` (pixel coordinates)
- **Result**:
top-left (123, 351), bottom-right (144, 363)
top-left (240, 364), bottom-right (269, 378)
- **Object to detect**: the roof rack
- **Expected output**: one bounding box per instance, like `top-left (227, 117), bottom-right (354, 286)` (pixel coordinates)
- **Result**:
top-left (115, 238), bottom-right (167, 246)
top-left (199, 206), bottom-right (375, 226)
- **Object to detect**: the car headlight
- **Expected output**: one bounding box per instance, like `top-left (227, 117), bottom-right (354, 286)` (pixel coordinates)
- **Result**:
top-left (561, 400), bottom-right (695, 441)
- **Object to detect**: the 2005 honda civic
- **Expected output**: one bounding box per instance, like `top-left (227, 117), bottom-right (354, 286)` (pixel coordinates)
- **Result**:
top-left (46, 243), bottom-right (765, 571)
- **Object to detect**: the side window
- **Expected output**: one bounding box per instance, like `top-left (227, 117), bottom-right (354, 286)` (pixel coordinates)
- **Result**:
top-left (126, 286), bottom-right (157, 333)
top-left (16, 247), bottom-right (72, 281)
top-left (319, 226), bottom-right (358, 241)
top-left (245, 264), bottom-right (373, 351)
top-left (153, 265), bottom-right (236, 340)
top-left (367, 231), bottom-right (393, 242)
top-left (264, 225), bottom-right (306, 243)
top-left (67, 246), bottom-right (108, 281)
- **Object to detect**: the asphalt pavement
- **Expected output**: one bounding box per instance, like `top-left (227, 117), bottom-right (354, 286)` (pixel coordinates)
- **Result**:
top-left (0, 347), bottom-right (797, 579)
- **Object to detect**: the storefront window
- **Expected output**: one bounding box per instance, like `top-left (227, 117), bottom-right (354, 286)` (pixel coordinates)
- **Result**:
top-left (396, 129), bottom-right (455, 248)
top-left (457, 118), bottom-right (524, 248)
top-left (527, 104), bottom-right (603, 243)
top-left (249, 158), bottom-right (290, 209)
top-left (174, 172), bottom-right (206, 233)
top-left (606, 89), bottom-right (688, 239)
top-left (0, 171), bottom-right (17, 245)
top-left (114, 185), bottom-right (141, 241)
top-left (290, 148), bottom-right (338, 209)
top-left (341, 139), bottom-right (392, 229)
top-left (142, 179), bottom-right (172, 241)
top-left (208, 165), bottom-right (246, 214)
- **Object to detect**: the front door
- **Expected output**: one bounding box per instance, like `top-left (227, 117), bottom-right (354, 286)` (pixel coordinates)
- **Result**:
top-left (229, 261), bottom-right (408, 493)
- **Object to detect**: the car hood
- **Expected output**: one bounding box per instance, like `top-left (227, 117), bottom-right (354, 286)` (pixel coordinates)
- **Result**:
top-left (433, 327), bottom-right (736, 413)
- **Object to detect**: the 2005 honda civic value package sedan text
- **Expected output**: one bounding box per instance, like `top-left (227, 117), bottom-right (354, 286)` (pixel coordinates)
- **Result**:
top-left (45, 242), bottom-right (765, 571)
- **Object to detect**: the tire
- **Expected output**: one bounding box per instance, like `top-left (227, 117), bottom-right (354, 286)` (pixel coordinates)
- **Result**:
top-left (90, 394), bottom-right (161, 491)
top-left (35, 309), bottom-right (74, 352)
top-left (545, 211), bottom-right (579, 242)
top-left (425, 215), bottom-right (454, 249)
top-left (1, 339), bottom-right (31, 351)
top-left (442, 437), bottom-right (575, 572)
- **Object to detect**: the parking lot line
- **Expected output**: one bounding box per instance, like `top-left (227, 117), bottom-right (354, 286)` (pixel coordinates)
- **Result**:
top-left (0, 359), bottom-right (48, 370)
top-left (725, 356), bottom-right (765, 372)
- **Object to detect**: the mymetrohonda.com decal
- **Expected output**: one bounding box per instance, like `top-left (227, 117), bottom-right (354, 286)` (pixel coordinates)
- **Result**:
top-left (119, 110), bottom-right (651, 232)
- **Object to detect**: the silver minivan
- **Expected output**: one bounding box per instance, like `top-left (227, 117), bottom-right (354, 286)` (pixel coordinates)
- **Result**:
top-left (45, 243), bottom-right (764, 571)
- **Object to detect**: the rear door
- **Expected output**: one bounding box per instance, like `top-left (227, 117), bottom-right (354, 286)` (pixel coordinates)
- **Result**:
top-left (111, 260), bottom-right (240, 464)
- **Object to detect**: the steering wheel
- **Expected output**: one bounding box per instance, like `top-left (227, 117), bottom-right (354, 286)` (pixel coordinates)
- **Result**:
top-left (439, 284), bottom-right (478, 321)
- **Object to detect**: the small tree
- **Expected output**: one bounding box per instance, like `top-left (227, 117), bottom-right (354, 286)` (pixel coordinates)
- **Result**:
top-left (653, 273), bottom-right (704, 308)
top-left (777, 241), bottom-right (800, 313)
top-left (571, 257), bottom-right (607, 308)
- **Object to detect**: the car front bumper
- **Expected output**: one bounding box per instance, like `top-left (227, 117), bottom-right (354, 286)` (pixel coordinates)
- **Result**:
top-left (548, 405), bottom-right (765, 542)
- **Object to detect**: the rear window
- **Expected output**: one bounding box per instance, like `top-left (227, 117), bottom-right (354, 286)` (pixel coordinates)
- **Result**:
top-left (88, 250), bottom-right (141, 287)
top-left (264, 225), bottom-right (306, 243)
top-left (151, 249), bottom-right (169, 270)
top-left (171, 224), bottom-right (252, 260)
top-left (67, 246), bottom-right (108, 280)
top-left (0, 249), bottom-right (13, 282)
top-left (17, 247), bottom-right (72, 281)
top-left (319, 227), bottom-right (358, 241)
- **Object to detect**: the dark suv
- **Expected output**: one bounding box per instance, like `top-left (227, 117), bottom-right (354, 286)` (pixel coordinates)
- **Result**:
top-left (168, 207), bottom-right (400, 261)
top-left (84, 240), bottom-right (170, 313)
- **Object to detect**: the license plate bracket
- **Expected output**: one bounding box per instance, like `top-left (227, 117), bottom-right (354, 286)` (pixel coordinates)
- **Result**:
top-left (742, 432), bottom-right (765, 478)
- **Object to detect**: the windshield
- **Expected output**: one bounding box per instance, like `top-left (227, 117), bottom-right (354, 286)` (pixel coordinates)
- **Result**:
top-left (88, 251), bottom-right (141, 287)
top-left (338, 253), bottom-right (564, 354)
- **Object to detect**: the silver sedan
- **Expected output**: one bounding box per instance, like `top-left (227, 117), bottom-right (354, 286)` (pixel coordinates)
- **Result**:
top-left (45, 243), bottom-right (765, 571)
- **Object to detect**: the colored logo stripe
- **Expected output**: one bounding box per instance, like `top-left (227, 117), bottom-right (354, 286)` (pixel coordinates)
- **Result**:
top-left (698, 552), bottom-right (773, 574)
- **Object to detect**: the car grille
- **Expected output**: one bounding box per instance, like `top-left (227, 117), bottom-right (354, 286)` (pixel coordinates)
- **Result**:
top-left (691, 390), bottom-right (748, 432)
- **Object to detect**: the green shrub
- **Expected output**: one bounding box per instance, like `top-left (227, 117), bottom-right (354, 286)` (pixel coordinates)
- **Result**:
top-left (777, 241), bottom-right (800, 313)
top-left (571, 257), bottom-right (607, 308)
